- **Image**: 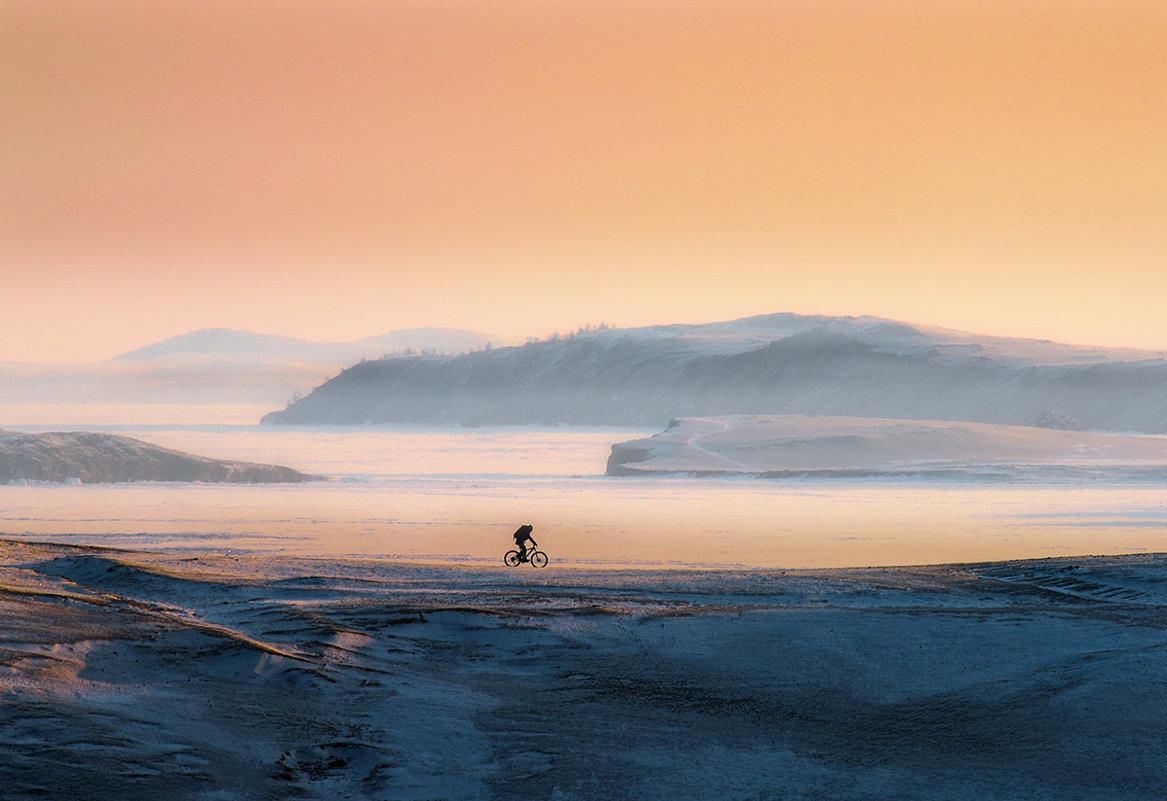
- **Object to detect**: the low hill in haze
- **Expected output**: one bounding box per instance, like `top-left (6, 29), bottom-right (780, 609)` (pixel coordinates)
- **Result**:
top-left (0, 430), bottom-right (319, 484)
top-left (0, 328), bottom-right (498, 408)
top-left (261, 313), bottom-right (1167, 432)
top-left (111, 328), bottom-right (496, 363)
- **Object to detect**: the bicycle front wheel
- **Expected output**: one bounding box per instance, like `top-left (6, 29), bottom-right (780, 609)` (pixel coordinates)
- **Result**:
top-left (504, 550), bottom-right (522, 567)
top-left (529, 551), bottom-right (548, 568)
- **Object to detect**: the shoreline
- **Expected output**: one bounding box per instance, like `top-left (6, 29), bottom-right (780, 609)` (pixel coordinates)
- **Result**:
top-left (6, 533), bottom-right (1166, 575)
top-left (6, 532), bottom-right (1167, 572)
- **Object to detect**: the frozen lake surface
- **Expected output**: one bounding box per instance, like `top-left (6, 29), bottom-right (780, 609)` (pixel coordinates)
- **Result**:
top-left (4, 409), bottom-right (1167, 568)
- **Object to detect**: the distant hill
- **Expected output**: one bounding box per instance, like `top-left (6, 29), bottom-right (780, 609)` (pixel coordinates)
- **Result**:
top-left (1, 328), bottom-right (498, 408)
top-left (112, 328), bottom-right (497, 363)
top-left (262, 313), bottom-right (1167, 432)
top-left (0, 430), bottom-right (319, 484)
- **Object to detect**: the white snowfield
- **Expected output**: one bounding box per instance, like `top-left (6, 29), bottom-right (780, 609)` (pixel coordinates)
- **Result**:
top-left (608, 414), bottom-right (1167, 479)
top-left (3, 539), bottom-right (1164, 800)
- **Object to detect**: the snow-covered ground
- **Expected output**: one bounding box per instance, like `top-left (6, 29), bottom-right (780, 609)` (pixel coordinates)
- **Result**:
top-left (3, 538), bottom-right (1165, 800)
top-left (608, 415), bottom-right (1167, 480)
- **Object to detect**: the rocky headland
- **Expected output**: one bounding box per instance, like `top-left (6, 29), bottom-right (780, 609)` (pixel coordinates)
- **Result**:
top-left (0, 430), bottom-right (319, 484)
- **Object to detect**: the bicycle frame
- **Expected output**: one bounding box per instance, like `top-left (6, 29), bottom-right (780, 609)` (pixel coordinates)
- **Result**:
top-left (504, 548), bottom-right (548, 567)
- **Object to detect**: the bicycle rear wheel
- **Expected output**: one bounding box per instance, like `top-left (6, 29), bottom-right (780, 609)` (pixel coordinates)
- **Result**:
top-left (530, 551), bottom-right (548, 568)
top-left (504, 550), bottom-right (522, 567)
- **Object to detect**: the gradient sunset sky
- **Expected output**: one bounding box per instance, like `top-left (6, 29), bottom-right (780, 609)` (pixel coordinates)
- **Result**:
top-left (3, 0), bottom-right (1166, 362)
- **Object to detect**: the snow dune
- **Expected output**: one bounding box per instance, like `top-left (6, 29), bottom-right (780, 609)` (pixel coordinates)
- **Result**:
top-left (607, 414), bottom-right (1167, 480)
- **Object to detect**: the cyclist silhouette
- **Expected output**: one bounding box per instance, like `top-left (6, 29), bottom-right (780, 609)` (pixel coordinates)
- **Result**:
top-left (512, 523), bottom-right (536, 562)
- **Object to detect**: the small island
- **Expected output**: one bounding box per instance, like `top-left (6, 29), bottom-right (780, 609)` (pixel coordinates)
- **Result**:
top-left (0, 430), bottom-right (319, 484)
top-left (607, 415), bottom-right (1167, 480)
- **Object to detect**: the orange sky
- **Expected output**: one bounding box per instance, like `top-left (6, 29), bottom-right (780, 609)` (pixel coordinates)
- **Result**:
top-left (3, 0), bottom-right (1166, 362)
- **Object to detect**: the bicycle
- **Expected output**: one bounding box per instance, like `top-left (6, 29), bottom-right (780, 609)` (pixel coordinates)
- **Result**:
top-left (504, 548), bottom-right (548, 568)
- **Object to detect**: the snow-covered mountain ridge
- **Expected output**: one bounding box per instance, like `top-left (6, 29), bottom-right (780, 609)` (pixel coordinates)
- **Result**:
top-left (263, 313), bottom-right (1167, 432)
